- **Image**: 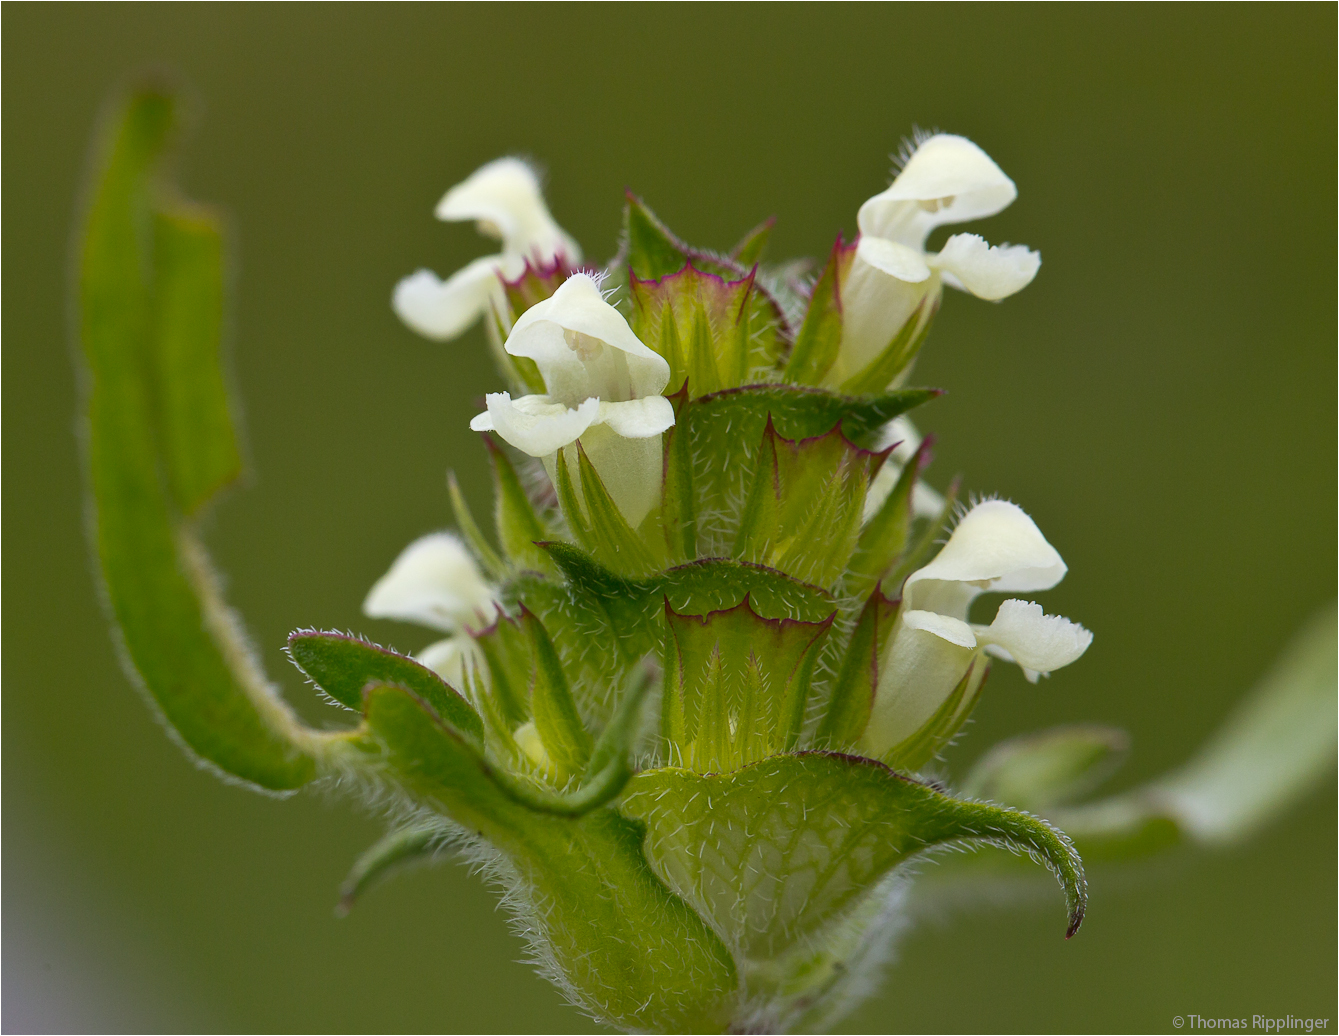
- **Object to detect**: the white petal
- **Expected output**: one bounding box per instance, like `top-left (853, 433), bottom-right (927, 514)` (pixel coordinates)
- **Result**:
top-left (825, 254), bottom-right (939, 388)
top-left (507, 274), bottom-right (669, 405)
top-left (859, 134), bottom-right (1018, 248)
top-left (904, 499), bottom-right (1068, 619)
top-left (479, 392), bottom-right (599, 457)
top-left (595, 396), bottom-right (676, 439)
top-left (976, 599), bottom-right (1092, 679)
top-left (434, 157), bottom-right (581, 263)
top-left (931, 234), bottom-right (1040, 300)
top-left (363, 532), bottom-right (498, 633)
top-left (392, 256), bottom-right (506, 341)
top-left (417, 635), bottom-right (488, 694)
top-left (862, 616), bottom-right (976, 756)
top-left (546, 423), bottom-right (666, 530)
top-left (855, 236), bottom-right (931, 283)
top-left (902, 609), bottom-right (977, 649)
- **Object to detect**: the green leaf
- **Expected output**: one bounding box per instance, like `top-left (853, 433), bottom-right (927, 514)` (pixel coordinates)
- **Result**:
top-left (151, 208), bottom-right (242, 514)
top-left (542, 542), bottom-right (838, 634)
top-left (77, 86), bottom-right (314, 791)
top-left (447, 470), bottom-right (506, 579)
top-left (482, 435), bottom-right (556, 575)
top-left (783, 235), bottom-right (853, 386)
top-left (882, 475), bottom-right (961, 594)
top-left (337, 823), bottom-right (445, 916)
top-left (286, 630), bottom-right (483, 744)
top-left (847, 436), bottom-right (933, 597)
top-left (839, 296), bottom-right (938, 396)
top-left (363, 682), bottom-right (738, 1032)
top-left (659, 558), bottom-right (837, 623)
top-left (621, 753), bottom-right (1087, 975)
top-left (884, 657), bottom-right (989, 772)
top-left (661, 599), bottom-right (833, 771)
top-left (624, 192), bottom-right (689, 280)
top-left (962, 725), bottom-right (1130, 811)
top-left (1152, 602), bottom-right (1338, 841)
top-left (729, 216), bottom-right (775, 268)
top-left (519, 606), bottom-right (592, 778)
top-left (679, 383), bottom-right (939, 556)
top-left (816, 587), bottom-right (901, 748)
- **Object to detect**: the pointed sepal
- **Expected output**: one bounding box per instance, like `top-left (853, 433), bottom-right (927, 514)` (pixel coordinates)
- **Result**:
top-left (848, 436), bottom-right (934, 596)
top-left (482, 434), bottom-right (556, 575)
top-left (839, 296), bottom-right (939, 396)
top-left (729, 216), bottom-right (775, 268)
top-left (783, 234), bottom-right (855, 386)
top-left (629, 262), bottom-right (783, 396)
top-left (624, 192), bottom-right (691, 281)
top-left (816, 585), bottom-right (901, 748)
top-left (676, 383), bottom-right (940, 557)
top-left (446, 471), bottom-right (507, 579)
top-left (661, 597), bottom-right (834, 771)
top-left (519, 605), bottom-right (592, 779)
top-left (734, 419), bottom-right (891, 588)
top-left (883, 658), bottom-right (990, 772)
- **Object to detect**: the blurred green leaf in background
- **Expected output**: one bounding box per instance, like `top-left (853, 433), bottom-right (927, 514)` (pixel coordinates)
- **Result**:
top-left (3, 5), bottom-right (1334, 1032)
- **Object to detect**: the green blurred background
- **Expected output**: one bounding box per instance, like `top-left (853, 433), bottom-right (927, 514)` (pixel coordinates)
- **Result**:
top-left (4, 5), bottom-right (1335, 1032)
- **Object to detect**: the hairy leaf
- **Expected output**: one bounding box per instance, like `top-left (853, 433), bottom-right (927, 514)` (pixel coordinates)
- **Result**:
top-left (287, 630), bottom-right (483, 744)
top-left (363, 682), bottom-right (738, 1032)
top-left (77, 86), bottom-right (314, 790)
top-left (621, 753), bottom-right (1086, 972)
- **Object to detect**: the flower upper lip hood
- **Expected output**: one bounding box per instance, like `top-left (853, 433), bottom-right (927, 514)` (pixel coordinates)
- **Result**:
top-left (858, 134), bottom-right (1018, 249)
top-left (855, 133), bottom-right (1040, 303)
top-left (436, 157), bottom-right (581, 263)
top-left (900, 499), bottom-right (1092, 684)
top-left (903, 498), bottom-right (1067, 619)
top-left (363, 531), bottom-right (498, 633)
top-left (506, 273), bottom-right (669, 408)
top-left (863, 500), bottom-right (1092, 758)
top-left (469, 273), bottom-right (675, 457)
top-left (393, 157), bottom-right (581, 342)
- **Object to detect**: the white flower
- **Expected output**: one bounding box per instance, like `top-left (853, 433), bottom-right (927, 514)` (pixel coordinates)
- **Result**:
top-left (861, 499), bottom-right (1092, 759)
top-left (393, 157), bottom-right (581, 341)
top-left (363, 532), bottom-right (497, 689)
top-left (828, 134), bottom-right (1042, 387)
top-left (470, 274), bottom-right (674, 529)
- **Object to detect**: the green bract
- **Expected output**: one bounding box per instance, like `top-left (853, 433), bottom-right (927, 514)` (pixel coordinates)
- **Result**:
top-left (77, 88), bottom-right (1337, 1034)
